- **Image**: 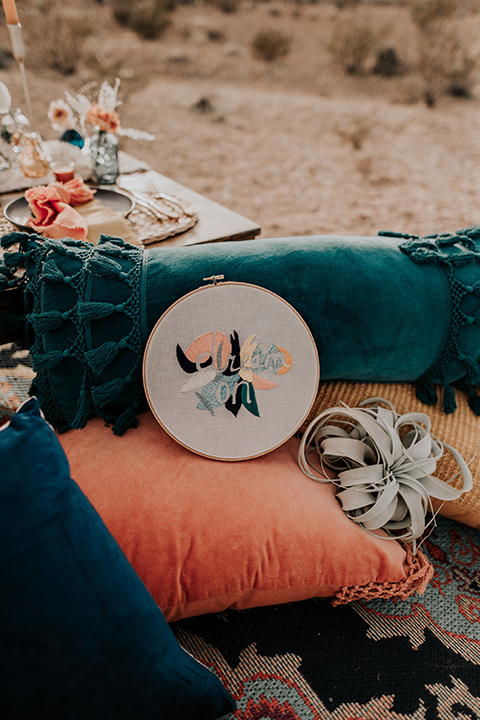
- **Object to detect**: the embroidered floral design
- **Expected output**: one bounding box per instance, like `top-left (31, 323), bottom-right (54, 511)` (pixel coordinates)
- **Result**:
top-left (176, 330), bottom-right (292, 417)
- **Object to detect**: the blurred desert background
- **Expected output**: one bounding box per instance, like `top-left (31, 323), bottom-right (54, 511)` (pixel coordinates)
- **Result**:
top-left (1, 0), bottom-right (480, 239)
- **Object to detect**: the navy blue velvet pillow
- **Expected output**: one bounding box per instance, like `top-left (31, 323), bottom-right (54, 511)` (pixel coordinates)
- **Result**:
top-left (2, 226), bottom-right (480, 434)
top-left (0, 398), bottom-right (235, 720)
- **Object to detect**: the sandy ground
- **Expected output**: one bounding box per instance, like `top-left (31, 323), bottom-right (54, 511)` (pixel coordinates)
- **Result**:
top-left (1, 1), bottom-right (480, 239)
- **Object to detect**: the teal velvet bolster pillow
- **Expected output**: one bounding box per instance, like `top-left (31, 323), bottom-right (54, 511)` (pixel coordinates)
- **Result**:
top-left (0, 398), bottom-right (235, 719)
top-left (2, 226), bottom-right (480, 433)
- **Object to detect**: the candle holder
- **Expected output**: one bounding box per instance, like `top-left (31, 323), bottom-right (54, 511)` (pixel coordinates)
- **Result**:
top-left (7, 22), bottom-right (33, 124)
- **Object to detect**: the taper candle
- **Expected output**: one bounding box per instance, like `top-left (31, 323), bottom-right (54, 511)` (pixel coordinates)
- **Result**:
top-left (2, 0), bottom-right (34, 125)
top-left (2, 0), bottom-right (19, 25)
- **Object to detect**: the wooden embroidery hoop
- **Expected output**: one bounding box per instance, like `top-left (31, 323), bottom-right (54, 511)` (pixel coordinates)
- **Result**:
top-left (143, 277), bottom-right (320, 461)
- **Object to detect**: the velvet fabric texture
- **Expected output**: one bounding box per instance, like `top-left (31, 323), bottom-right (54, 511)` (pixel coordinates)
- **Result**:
top-left (2, 227), bottom-right (480, 434)
top-left (0, 398), bottom-right (235, 720)
top-left (58, 410), bottom-right (432, 622)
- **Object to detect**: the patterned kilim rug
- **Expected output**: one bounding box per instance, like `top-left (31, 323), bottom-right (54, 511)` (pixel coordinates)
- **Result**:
top-left (0, 342), bottom-right (34, 421)
top-left (172, 517), bottom-right (480, 719)
top-left (1, 344), bottom-right (479, 718)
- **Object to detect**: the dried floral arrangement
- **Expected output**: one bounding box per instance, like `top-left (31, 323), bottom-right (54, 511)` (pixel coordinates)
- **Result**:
top-left (48, 78), bottom-right (155, 146)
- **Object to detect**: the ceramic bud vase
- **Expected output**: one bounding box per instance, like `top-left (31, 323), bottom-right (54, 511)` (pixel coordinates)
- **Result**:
top-left (18, 132), bottom-right (50, 178)
top-left (90, 129), bottom-right (119, 185)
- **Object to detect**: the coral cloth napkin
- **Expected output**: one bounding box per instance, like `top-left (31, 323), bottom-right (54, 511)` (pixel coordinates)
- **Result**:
top-left (24, 178), bottom-right (135, 244)
top-left (25, 179), bottom-right (95, 241)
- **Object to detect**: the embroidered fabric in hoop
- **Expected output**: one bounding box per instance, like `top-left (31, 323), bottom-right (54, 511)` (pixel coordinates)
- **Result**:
top-left (298, 397), bottom-right (472, 552)
top-left (143, 281), bottom-right (319, 461)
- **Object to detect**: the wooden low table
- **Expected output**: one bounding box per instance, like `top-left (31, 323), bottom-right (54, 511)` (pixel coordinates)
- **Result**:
top-left (117, 170), bottom-right (261, 248)
top-left (0, 168), bottom-right (261, 336)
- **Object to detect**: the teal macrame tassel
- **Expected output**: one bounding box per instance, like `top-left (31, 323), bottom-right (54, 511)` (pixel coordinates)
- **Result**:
top-left (0, 230), bottom-right (31, 249)
top-left (44, 238), bottom-right (70, 256)
top-left (4, 251), bottom-right (25, 269)
top-left (467, 391), bottom-right (480, 416)
top-left (91, 376), bottom-right (126, 406)
top-left (464, 356), bottom-right (480, 385)
top-left (98, 235), bottom-right (137, 250)
top-left (41, 259), bottom-right (65, 283)
top-left (450, 254), bottom-right (472, 267)
top-left (470, 281), bottom-right (480, 297)
top-left (86, 341), bottom-right (120, 374)
top-left (30, 310), bottom-right (65, 333)
top-left (32, 350), bottom-right (66, 370)
top-left (70, 388), bottom-right (91, 430)
top-left (415, 381), bottom-right (438, 406)
top-left (63, 238), bottom-right (89, 248)
top-left (379, 231), bottom-right (419, 240)
top-left (112, 404), bottom-right (138, 436)
top-left (460, 226), bottom-right (480, 241)
top-left (86, 255), bottom-right (123, 278)
top-left (0, 273), bottom-right (9, 291)
top-left (77, 301), bottom-right (115, 324)
top-left (442, 384), bottom-right (457, 414)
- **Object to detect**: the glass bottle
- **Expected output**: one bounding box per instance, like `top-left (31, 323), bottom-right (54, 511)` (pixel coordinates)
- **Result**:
top-left (90, 129), bottom-right (119, 185)
top-left (18, 132), bottom-right (50, 178)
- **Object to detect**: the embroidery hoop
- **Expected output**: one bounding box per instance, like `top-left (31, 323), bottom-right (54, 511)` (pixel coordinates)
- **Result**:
top-left (143, 278), bottom-right (320, 461)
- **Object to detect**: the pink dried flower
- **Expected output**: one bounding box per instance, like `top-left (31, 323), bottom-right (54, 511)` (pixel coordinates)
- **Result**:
top-left (85, 103), bottom-right (120, 133)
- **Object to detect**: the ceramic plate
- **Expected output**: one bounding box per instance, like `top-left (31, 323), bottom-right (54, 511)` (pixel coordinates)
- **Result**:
top-left (4, 188), bottom-right (135, 232)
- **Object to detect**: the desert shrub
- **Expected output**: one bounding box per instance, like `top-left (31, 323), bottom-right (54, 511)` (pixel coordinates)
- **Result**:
top-left (207, 27), bottom-right (226, 42)
top-left (210, 0), bottom-right (241, 13)
top-left (28, 16), bottom-right (93, 75)
top-left (409, 0), bottom-right (458, 31)
top-left (336, 115), bottom-right (373, 151)
top-left (373, 46), bottom-right (402, 77)
top-left (417, 25), bottom-right (477, 105)
top-left (328, 18), bottom-right (378, 74)
top-left (408, 0), bottom-right (477, 106)
top-left (111, 0), bottom-right (173, 39)
top-left (251, 29), bottom-right (291, 62)
top-left (192, 97), bottom-right (215, 114)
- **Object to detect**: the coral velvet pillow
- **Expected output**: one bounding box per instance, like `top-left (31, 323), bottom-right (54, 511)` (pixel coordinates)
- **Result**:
top-left (58, 411), bottom-right (432, 623)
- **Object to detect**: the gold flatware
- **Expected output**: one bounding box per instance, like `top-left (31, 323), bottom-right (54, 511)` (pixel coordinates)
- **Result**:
top-left (143, 178), bottom-right (194, 218)
top-left (128, 190), bottom-right (179, 221)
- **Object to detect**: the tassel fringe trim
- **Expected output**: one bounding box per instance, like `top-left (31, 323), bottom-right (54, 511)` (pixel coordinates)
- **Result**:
top-left (380, 226), bottom-right (480, 416)
top-left (1, 231), bottom-right (144, 435)
top-left (333, 545), bottom-right (434, 605)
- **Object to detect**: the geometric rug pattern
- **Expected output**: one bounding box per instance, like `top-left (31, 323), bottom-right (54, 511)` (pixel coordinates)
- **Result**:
top-left (172, 518), bottom-right (480, 719)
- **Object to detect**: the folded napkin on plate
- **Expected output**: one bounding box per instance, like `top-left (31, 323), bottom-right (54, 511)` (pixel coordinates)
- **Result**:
top-left (24, 179), bottom-right (135, 245)
top-left (25, 179), bottom-right (96, 241)
top-left (75, 198), bottom-right (136, 245)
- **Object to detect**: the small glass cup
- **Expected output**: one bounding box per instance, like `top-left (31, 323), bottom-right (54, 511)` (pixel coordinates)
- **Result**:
top-left (18, 132), bottom-right (50, 178)
top-left (52, 162), bottom-right (75, 183)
